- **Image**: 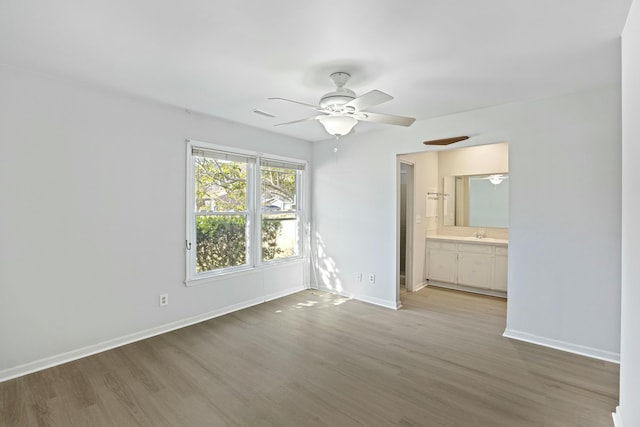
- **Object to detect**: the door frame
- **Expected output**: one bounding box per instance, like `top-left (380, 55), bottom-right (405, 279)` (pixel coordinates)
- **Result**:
top-left (397, 159), bottom-right (415, 303)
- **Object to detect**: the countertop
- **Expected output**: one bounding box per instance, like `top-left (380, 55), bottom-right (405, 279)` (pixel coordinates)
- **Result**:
top-left (426, 235), bottom-right (508, 246)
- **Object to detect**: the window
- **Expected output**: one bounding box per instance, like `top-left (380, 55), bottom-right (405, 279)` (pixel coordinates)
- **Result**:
top-left (192, 148), bottom-right (253, 273)
top-left (260, 159), bottom-right (304, 261)
top-left (186, 141), bottom-right (305, 282)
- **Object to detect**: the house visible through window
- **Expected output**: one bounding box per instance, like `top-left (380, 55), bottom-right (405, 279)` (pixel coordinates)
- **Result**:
top-left (186, 142), bottom-right (305, 282)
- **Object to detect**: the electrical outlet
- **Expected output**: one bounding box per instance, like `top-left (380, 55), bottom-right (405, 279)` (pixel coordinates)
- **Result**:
top-left (159, 294), bottom-right (168, 306)
top-left (368, 274), bottom-right (375, 284)
top-left (356, 273), bottom-right (362, 282)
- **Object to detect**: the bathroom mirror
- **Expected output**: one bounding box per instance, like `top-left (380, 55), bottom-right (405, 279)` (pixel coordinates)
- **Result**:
top-left (443, 173), bottom-right (509, 228)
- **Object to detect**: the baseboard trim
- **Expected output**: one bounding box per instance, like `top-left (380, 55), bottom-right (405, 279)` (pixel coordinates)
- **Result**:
top-left (313, 285), bottom-right (400, 310)
top-left (427, 281), bottom-right (507, 299)
top-left (412, 281), bottom-right (427, 292)
top-left (263, 285), bottom-right (308, 302)
top-left (0, 285), bottom-right (306, 383)
top-left (503, 328), bottom-right (620, 363)
top-left (612, 406), bottom-right (624, 427)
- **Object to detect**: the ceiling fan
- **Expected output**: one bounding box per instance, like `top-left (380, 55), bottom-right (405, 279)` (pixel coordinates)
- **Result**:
top-left (269, 72), bottom-right (416, 137)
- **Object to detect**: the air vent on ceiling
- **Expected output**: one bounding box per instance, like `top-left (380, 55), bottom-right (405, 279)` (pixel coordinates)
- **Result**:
top-left (252, 109), bottom-right (276, 118)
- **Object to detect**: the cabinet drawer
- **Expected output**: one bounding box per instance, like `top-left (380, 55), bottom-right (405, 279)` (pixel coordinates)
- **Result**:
top-left (458, 244), bottom-right (493, 254)
top-left (427, 241), bottom-right (457, 251)
top-left (495, 247), bottom-right (508, 256)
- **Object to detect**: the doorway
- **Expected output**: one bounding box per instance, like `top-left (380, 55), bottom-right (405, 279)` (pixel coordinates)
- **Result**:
top-left (398, 160), bottom-right (414, 297)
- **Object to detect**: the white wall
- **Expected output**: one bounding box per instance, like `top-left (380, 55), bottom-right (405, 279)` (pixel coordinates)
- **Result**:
top-left (0, 65), bottom-right (311, 380)
top-left (438, 143), bottom-right (509, 178)
top-left (616, 1), bottom-right (640, 425)
top-left (312, 85), bottom-right (621, 360)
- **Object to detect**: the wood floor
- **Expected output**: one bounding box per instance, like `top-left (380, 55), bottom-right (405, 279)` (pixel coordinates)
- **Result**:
top-left (1, 287), bottom-right (619, 426)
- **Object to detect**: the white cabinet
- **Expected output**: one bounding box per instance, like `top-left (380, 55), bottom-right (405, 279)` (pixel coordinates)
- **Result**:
top-left (457, 244), bottom-right (493, 288)
top-left (493, 247), bottom-right (508, 292)
top-left (426, 238), bottom-right (508, 295)
top-left (427, 242), bottom-right (457, 283)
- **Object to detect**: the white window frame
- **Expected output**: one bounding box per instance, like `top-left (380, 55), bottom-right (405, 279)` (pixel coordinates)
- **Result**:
top-left (185, 139), bottom-right (306, 285)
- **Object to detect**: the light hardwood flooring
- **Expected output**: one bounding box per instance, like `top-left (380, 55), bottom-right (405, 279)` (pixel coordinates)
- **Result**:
top-left (1, 287), bottom-right (619, 426)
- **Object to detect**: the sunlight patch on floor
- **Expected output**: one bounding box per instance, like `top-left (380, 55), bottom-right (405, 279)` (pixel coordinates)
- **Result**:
top-left (273, 291), bottom-right (352, 314)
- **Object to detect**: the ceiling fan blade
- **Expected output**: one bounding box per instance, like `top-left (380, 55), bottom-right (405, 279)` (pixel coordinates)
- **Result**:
top-left (344, 90), bottom-right (393, 111)
top-left (268, 97), bottom-right (320, 110)
top-left (274, 115), bottom-right (326, 126)
top-left (357, 111), bottom-right (416, 127)
top-left (423, 136), bottom-right (469, 146)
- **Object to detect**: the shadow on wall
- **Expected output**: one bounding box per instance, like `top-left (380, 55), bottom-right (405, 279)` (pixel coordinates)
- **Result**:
top-left (312, 232), bottom-right (343, 292)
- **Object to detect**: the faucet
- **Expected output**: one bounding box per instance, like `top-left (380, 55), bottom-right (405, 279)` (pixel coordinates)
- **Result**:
top-left (475, 229), bottom-right (485, 239)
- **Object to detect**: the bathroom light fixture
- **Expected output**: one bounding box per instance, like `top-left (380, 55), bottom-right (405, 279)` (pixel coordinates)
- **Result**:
top-left (489, 174), bottom-right (504, 185)
top-left (319, 115), bottom-right (358, 137)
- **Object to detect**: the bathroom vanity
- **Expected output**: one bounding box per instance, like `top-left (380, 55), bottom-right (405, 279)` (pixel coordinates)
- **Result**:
top-left (425, 236), bottom-right (508, 298)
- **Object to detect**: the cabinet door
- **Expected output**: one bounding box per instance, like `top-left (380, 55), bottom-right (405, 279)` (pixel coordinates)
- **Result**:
top-left (457, 252), bottom-right (493, 289)
top-left (493, 254), bottom-right (508, 291)
top-left (427, 249), bottom-right (458, 283)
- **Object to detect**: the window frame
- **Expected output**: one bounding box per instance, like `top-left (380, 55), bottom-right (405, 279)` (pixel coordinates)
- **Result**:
top-left (185, 139), bottom-right (306, 285)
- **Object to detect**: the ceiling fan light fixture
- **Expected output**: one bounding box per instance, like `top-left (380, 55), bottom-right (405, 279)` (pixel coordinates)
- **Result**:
top-left (319, 115), bottom-right (358, 137)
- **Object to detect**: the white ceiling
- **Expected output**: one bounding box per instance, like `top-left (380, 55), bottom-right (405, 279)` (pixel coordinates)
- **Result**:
top-left (0, 0), bottom-right (632, 141)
